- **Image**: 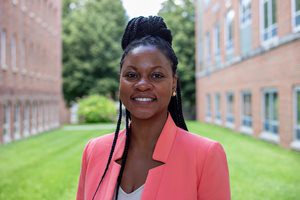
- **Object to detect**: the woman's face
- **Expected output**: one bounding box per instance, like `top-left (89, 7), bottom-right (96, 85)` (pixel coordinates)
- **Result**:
top-left (119, 45), bottom-right (177, 120)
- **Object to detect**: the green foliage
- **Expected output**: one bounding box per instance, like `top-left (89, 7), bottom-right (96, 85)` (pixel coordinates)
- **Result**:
top-left (77, 95), bottom-right (117, 123)
top-left (63, 0), bottom-right (127, 105)
top-left (159, 0), bottom-right (196, 119)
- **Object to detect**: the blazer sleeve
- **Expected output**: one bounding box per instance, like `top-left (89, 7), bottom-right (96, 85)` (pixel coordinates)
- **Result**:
top-left (197, 142), bottom-right (231, 200)
top-left (76, 140), bottom-right (92, 200)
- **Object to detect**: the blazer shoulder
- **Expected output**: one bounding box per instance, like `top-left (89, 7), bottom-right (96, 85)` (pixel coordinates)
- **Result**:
top-left (176, 127), bottom-right (222, 153)
top-left (83, 132), bottom-right (117, 162)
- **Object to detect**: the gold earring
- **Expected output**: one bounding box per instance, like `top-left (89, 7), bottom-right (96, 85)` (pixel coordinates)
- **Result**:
top-left (172, 91), bottom-right (177, 96)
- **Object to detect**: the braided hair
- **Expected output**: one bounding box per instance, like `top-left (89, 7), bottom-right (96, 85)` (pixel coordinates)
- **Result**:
top-left (92, 16), bottom-right (188, 200)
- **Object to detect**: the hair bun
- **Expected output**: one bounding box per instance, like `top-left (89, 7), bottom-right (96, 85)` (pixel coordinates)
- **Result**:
top-left (121, 16), bottom-right (173, 50)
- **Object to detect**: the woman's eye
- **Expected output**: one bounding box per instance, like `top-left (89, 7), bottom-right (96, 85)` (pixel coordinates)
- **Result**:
top-left (124, 72), bottom-right (138, 79)
top-left (151, 72), bottom-right (164, 79)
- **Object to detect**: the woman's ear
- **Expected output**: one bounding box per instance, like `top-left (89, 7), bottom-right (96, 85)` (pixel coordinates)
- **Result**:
top-left (172, 74), bottom-right (178, 92)
top-left (173, 74), bottom-right (178, 90)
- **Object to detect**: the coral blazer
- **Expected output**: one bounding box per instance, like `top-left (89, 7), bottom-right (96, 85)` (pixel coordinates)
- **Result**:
top-left (76, 115), bottom-right (231, 200)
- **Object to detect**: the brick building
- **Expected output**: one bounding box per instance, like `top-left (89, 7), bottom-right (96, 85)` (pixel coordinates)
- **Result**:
top-left (0, 0), bottom-right (64, 144)
top-left (195, 0), bottom-right (300, 149)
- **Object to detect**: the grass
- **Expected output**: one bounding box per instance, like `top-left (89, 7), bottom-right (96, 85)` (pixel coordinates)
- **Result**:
top-left (0, 121), bottom-right (299, 200)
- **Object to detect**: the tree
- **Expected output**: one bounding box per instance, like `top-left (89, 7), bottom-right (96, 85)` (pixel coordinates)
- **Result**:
top-left (62, 0), bottom-right (127, 105)
top-left (159, 0), bottom-right (196, 119)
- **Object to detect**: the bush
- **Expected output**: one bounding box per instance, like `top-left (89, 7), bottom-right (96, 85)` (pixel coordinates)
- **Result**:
top-left (77, 95), bottom-right (117, 123)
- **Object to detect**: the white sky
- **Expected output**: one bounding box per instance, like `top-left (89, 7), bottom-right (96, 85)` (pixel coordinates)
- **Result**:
top-left (121, 0), bottom-right (167, 19)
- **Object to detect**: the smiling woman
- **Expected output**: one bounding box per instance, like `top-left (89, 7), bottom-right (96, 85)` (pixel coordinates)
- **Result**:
top-left (119, 45), bottom-right (176, 120)
top-left (76, 16), bottom-right (231, 200)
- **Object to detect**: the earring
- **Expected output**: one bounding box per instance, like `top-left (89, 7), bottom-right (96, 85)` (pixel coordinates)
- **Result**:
top-left (172, 91), bottom-right (177, 97)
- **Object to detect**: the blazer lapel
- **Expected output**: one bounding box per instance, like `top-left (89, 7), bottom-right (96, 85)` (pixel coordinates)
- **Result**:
top-left (101, 130), bottom-right (126, 200)
top-left (141, 114), bottom-right (178, 199)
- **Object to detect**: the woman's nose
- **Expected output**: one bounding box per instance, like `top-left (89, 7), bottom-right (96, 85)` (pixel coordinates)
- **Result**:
top-left (134, 78), bottom-right (153, 91)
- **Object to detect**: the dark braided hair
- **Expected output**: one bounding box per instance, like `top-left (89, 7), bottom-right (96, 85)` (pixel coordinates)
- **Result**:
top-left (92, 16), bottom-right (188, 200)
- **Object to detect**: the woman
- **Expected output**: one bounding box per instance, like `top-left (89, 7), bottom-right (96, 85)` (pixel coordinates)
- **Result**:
top-left (77, 16), bottom-right (230, 200)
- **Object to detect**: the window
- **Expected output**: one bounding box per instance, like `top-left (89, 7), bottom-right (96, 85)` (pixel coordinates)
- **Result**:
top-left (205, 31), bottom-right (211, 65)
top-left (214, 93), bottom-right (222, 123)
top-left (225, 10), bottom-right (234, 55)
top-left (23, 103), bottom-right (30, 137)
top-left (20, 39), bottom-right (26, 73)
top-left (13, 103), bottom-right (21, 139)
top-left (293, 0), bottom-right (300, 31)
top-left (294, 87), bottom-right (300, 141)
top-left (214, 23), bottom-right (221, 56)
top-left (240, 0), bottom-right (252, 27)
top-left (206, 94), bottom-right (212, 119)
top-left (1, 30), bottom-right (7, 68)
top-left (3, 103), bottom-right (11, 143)
top-left (262, 0), bottom-right (277, 42)
top-left (226, 92), bottom-right (234, 125)
top-left (31, 103), bottom-right (37, 134)
top-left (263, 89), bottom-right (279, 135)
top-left (241, 91), bottom-right (252, 128)
top-left (38, 103), bottom-right (43, 132)
top-left (11, 35), bottom-right (17, 71)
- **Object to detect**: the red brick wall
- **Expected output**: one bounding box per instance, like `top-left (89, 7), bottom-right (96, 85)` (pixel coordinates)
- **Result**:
top-left (195, 0), bottom-right (300, 149)
top-left (0, 0), bottom-right (64, 144)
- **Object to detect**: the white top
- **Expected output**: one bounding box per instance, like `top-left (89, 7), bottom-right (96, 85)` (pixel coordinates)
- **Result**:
top-left (116, 185), bottom-right (144, 200)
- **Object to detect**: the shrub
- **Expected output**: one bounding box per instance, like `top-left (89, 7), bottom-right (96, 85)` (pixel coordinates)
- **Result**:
top-left (77, 95), bottom-right (117, 123)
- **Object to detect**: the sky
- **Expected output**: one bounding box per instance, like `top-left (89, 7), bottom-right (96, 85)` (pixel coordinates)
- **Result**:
top-left (121, 0), bottom-right (167, 19)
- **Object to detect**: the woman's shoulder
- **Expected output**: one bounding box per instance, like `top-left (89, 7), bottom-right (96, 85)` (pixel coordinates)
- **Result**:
top-left (176, 127), bottom-right (225, 154)
top-left (83, 130), bottom-right (124, 160)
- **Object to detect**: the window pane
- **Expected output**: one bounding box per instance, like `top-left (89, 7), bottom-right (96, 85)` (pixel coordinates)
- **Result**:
top-left (296, 0), bottom-right (300, 12)
top-left (265, 93), bottom-right (270, 119)
top-left (273, 92), bottom-right (278, 120)
top-left (245, 94), bottom-right (252, 117)
top-left (229, 23), bottom-right (233, 41)
top-left (264, 2), bottom-right (268, 29)
top-left (272, 0), bottom-right (277, 24)
top-left (296, 15), bottom-right (300, 26)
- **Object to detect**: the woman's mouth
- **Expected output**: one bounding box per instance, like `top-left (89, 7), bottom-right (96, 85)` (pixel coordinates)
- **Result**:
top-left (132, 97), bottom-right (157, 102)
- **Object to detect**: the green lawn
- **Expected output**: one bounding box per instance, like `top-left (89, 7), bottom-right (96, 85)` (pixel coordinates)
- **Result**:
top-left (0, 122), bottom-right (299, 200)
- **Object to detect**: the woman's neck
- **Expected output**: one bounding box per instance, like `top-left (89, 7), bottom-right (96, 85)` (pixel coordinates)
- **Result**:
top-left (129, 111), bottom-right (168, 151)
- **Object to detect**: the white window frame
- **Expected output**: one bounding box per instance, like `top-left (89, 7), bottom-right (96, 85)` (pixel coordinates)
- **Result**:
top-left (20, 39), bottom-right (26, 74)
top-left (294, 87), bottom-right (300, 141)
top-left (214, 23), bottom-right (221, 56)
top-left (1, 30), bottom-right (7, 69)
top-left (205, 94), bottom-right (212, 122)
top-left (205, 31), bottom-right (211, 66)
top-left (291, 86), bottom-right (300, 149)
top-left (13, 103), bottom-right (21, 140)
top-left (23, 103), bottom-right (30, 137)
top-left (225, 10), bottom-right (235, 55)
top-left (260, 0), bottom-right (278, 45)
top-left (214, 93), bottom-right (222, 124)
top-left (31, 103), bottom-right (37, 135)
top-left (292, 0), bottom-right (300, 32)
top-left (260, 88), bottom-right (279, 143)
top-left (11, 34), bottom-right (17, 72)
top-left (3, 103), bottom-right (11, 143)
top-left (240, 0), bottom-right (252, 28)
top-left (225, 92), bottom-right (235, 128)
top-left (240, 91), bottom-right (253, 134)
